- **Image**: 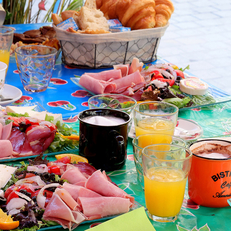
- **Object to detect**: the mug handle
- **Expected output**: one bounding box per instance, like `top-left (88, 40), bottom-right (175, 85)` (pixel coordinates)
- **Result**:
top-left (109, 130), bottom-right (125, 162)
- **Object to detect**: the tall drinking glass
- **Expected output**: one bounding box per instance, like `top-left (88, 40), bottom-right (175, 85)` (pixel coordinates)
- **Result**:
top-left (132, 134), bottom-right (186, 188)
top-left (0, 26), bottom-right (14, 73)
top-left (142, 144), bottom-right (192, 222)
top-left (133, 101), bottom-right (178, 139)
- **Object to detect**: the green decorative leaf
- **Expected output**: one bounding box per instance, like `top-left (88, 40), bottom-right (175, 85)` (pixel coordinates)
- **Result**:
top-left (176, 225), bottom-right (189, 231)
top-left (199, 224), bottom-right (210, 231)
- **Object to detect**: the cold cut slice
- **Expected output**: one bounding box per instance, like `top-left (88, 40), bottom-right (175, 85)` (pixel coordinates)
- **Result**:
top-left (87, 69), bottom-right (122, 81)
top-left (85, 170), bottom-right (134, 204)
top-left (78, 196), bottom-right (131, 220)
top-left (0, 140), bottom-right (13, 158)
top-left (79, 74), bottom-right (117, 94)
top-left (111, 70), bottom-right (145, 93)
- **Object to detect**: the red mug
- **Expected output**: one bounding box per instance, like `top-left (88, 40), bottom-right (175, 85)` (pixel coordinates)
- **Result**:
top-left (188, 139), bottom-right (231, 208)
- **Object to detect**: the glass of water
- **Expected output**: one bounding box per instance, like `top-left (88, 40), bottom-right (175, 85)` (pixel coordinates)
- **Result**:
top-left (15, 45), bottom-right (57, 92)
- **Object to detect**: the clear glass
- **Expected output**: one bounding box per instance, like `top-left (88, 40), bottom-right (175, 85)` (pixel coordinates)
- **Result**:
top-left (0, 26), bottom-right (14, 84)
top-left (142, 144), bottom-right (192, 222)
top-left (15, 45), bottom-right (57, 92)
top-left (133, 101), bottom-right (179, 138)
top-left (88, 93), bottom-right (137, 115)
top-left (132, 134), bottom-right (187, 189)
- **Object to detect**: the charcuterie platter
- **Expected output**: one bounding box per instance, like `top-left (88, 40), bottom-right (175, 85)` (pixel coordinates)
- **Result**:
top-left (0, 104), bottom-right (79, 163)
top-left (71, 58), bottom-right (231, 111)
top-left (0, 155), bottom-right (142, 231)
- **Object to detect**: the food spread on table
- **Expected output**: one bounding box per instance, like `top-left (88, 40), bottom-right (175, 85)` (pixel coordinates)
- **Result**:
top-left (76, 57), bottom-right (215, 109)
top-left (0, 155), bottom-right (135, 230)
top-left (0, 106), bottom-right (78, 160)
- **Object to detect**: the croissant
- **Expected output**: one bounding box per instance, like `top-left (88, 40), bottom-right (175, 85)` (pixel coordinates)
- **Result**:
top-left (97, 0), bottom-right (156, 30)
top-left (155, 0), bottom-right (174, 27)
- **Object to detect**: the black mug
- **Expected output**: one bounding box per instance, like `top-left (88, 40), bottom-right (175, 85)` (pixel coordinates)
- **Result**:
top-left (78, 109), bottom-right (131, 171)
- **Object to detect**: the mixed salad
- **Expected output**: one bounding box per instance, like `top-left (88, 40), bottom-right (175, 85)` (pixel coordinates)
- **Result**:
top-left (140, 63), bottom-right (216, 109)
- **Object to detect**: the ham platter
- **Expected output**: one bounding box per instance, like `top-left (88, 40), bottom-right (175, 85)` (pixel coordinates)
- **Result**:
top-left (72, 57), bottom-right (224, 110)
top-left (0, 155), bottom-right (138, 230)
top-left (0, 106), bottom-right (79, 162)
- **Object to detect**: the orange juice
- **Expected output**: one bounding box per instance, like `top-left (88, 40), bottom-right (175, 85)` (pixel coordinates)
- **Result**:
top-left (0, 50), bottom-right (10, 72)
top-left (135, 118), bottom-right (175, 149)
top-left (144, 167), bottom-right (186, 218)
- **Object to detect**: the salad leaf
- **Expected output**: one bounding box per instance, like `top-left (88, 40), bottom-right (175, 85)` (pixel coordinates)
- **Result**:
top-left (7, 112), bottom-right (30, 117)
top-left (179, 65), bottom-right (190, 72)
top-left (163, 97), bottom-right (191, 109)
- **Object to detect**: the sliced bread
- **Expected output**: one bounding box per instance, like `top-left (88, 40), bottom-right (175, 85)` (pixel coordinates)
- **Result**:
top-left (78, 6), bottom-right (109, 31)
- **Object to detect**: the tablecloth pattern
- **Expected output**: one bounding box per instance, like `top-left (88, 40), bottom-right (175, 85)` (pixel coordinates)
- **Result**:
top-left (4, 23), bottom-right (231, 231)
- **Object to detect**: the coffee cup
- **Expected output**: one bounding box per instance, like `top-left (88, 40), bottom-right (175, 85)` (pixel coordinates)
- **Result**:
top-left (188, 139), bottom-right (231, 207)
top-left (78, 108), bottom-right (131, 171)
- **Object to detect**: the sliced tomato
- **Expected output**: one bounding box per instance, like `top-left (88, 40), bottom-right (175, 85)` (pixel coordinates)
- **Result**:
top-left (175, 70), bottom-right (185, 79)
top-left (4, 185), bottom-right (17, 199)
top-left (6, 191), bottom-right (19, 204)
top-left (48, 165), bottom-right (61, 175)
top-left (150, 70), bottom-right (163, 80)
top-left (44, 190), bottom-right (54, 207)
top-left (17, 173), bottom-right (36, 179)
top-left (54, 156), bottom-right (71, 164)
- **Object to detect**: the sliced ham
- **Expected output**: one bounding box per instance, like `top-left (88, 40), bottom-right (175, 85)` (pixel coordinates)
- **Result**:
top-left (78, 196), bottom-right (131, 220)
top-left (128, 57), bottom-right (143, 75)
top-left (55, 188), bottom-right (80, 211)
top-left (1, 122), bottom-right (12, 140)
top-left (87, 69), bottom-right (122, 81)
top-left (78, 187), bottom-right (102, 198)
top-left (26, 125), bottom-right (53, 141)
top-left (61, 167), bottom-right (87, 185)
top-left (111, 70), bottom-right (145, 93)
top-left (120, 81), bottom-right (146, 96)
top-left (79, 74), bottom-right (117, 95)
top-left (113, 64), bottom-right (129, 77)
top-left (85, 170), bottom-right (134, 204)
top-left (9, 128), bottom-right (26, 155)
top-left (0, 123), bottom-right (2, 139)
top-left (43, 193), bottom-right (86, 225)
top-left (62, 183), bottom-right (102, 202)
top-left (0, 140), bottom-right (13, 158)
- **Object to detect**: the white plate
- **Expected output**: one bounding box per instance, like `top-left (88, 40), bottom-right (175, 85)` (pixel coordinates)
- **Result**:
top-left (129, 118), bottom-right (203, 142)
top-left (0, 84), bottom-right (22, 106)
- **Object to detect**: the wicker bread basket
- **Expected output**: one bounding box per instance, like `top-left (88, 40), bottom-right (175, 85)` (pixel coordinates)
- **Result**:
top-left (54, 24), bottom-right (168, 69)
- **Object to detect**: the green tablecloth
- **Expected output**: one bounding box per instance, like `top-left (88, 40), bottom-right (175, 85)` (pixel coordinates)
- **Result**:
top-left (57, 102), bottom-right (231, 231)
top-left (8, 102), bottom-right (231, 231)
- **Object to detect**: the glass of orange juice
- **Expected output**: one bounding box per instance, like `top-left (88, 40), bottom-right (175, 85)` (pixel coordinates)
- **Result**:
top-left (0, 26), bottom-right (14, 75)
top-left (142, 144), bottom-right (192, 222)
top-left (132, 134), bottom-right (186, 189)
top-left (133, 101), bottom-right (178, 138)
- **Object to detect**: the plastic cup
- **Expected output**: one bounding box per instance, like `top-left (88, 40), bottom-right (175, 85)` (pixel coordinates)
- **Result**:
top-left (142, 144), bottom-right (192, 222)
top-left (15, 45), bottom-right (57, 92)
top-left (88, 93), bottom-right (137, 115)
top-left (0, 26), bottom-right (14, 75)
top-left (133, 101), bottom-right (179, 138)
top-left (132, 134), bottom-right (187, 188)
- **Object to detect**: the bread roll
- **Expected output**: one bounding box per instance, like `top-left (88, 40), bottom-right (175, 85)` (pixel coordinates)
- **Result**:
top-left (97, 0), bottom-right (174, 29)
top-left (84, 0), bottom-right (97, 9)
top-left (52, 13), bottom-right (63, 25)
top-left (97, 0), bottom-right (156, 30)
top-left (61, 10), bottom-right (80, 26)
top-left (78, 6), bottom-right (109, 32)
top-left (155, 0), bottom-right (174, 27)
